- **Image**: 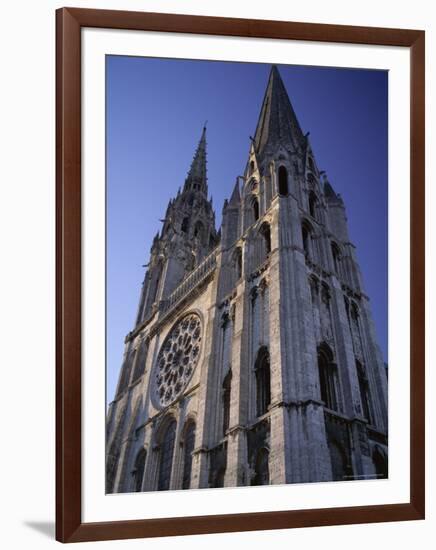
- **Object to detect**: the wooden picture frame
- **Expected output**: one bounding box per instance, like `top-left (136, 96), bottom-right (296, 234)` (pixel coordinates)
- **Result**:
top-left (56, 7), bottom-right (425, 543)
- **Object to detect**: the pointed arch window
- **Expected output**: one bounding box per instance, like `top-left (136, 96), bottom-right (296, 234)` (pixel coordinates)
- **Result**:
top-left (251, 448), bottom-right (270, 486)
top-left (351, 302), bottom-right (359, 322)
top-left (278, 166), bottom-right (289, 196)
top-left (301, 220), bottom-right (314, 259)
top-left (309, 275), bottom-right (319, 304)
top-left (308, 191), bottom-right (318, 218)
top-left (249, 160), bottom-right (255, 174)
top-left (255, 346), bottom-right (271, 417)
top-left (260, 222), bottom-right (271, 255)
top-left (157, 419), bottom-right (176, 491)
top-left (131, 339), bottom-right (148, 382)
top-left (181, 217), bottom-right (189, 233)
top-left (222, 371), bottom-right (232, 436)
top-left (182, 421), bottom-right (196, 489)
top-left (133, 448), bottom-right (147, 492)
top-left (331, 242), bottom-right (341, 274)
top-left (356, 361), bottom-right (372, 423)
top-left (252, 196), bottom-right (260, 221)
top-left (318, 344), bottom-right (338, 411)
top-left (194, 221), bottom-right (205, 243)
top-left (234, 247), bottom-right (243, 280)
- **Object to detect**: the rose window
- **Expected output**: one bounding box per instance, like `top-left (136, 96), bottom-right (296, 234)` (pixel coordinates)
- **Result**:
top-left (155, 313), bottom-right (202, 407)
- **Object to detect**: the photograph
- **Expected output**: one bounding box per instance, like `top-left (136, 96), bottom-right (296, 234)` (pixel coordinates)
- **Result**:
top-left (105, 57), bottom-right (389, 494)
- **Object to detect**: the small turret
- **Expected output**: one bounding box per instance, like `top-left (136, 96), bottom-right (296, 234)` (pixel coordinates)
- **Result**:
top-left (222, 179), bottom-right (241, 248)
top-left (322, 173), bottom-right (349, 242)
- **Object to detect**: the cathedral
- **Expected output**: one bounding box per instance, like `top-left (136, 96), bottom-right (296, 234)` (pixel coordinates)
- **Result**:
top-left (106, 65), bottom-right (388, 494)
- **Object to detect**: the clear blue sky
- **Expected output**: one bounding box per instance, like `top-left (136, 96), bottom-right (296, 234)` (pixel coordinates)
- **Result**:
top-left (106, 56), bottom-right (388, 403)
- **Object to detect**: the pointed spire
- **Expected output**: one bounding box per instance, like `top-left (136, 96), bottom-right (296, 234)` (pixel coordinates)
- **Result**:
top-left (184, 126), bottom-right (208, 194)
top-left (253, 65), bottom-right (305, 159)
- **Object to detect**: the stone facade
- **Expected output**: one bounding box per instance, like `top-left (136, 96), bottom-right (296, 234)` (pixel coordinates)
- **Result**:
top-left (106, 65), bottom-right (388, 494)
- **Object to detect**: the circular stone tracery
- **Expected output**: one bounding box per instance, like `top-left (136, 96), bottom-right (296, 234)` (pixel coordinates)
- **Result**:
top-left (155, 313), bottom-right (202, 407)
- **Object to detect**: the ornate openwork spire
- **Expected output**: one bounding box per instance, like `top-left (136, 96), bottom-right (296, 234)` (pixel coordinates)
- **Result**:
top-left (184, 126), bottom-right (208, 194)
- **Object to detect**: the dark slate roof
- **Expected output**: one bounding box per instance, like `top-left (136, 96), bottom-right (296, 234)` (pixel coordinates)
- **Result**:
top-left (253, 65), bottom-right (305, 159)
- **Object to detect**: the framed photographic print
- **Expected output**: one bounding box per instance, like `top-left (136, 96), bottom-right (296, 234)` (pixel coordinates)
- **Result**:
top-left (56, 7), bottom-right (425, 543)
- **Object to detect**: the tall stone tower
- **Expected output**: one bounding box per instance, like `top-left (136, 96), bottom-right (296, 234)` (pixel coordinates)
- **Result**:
top-left (106, 66), bottom-right (388, 494)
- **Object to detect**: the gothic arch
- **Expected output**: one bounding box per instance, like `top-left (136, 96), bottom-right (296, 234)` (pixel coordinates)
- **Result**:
top-left (317, 343), bottom-right (338, 411)
top-left (115, 398), bottom-right (147, 491)
top-left (278, 165), bottom-right (289, 196)
top-left (181, 419), bottom-right (196, 489)
top-left (321, 282), bottom-right (331, 303)
top-left (131, 337), bottom-right (148, 382)
top-left (356, 360), bottom-right (372, 423)
top-left (181, 216), bottom-right (189, 233)
top-left (255, 346), bottom-right (271, 417)
top-left (309, 274), bottom-right (319, 302)
top-left (331, 241), bottom-right (342, 275)
top-left (155, 415), bottom-right (177, 491)
top-left (308, 190), bottom-right (318, 219)
top-left (222, 370), bottom-right (232, 436)
top-left (132, 447), bottom-right (147, 492)
top-left (301, 218), bottom-right (315, 259)
top-left (232, 246), bottom-right (243, 281)
top-left (259, 222), bottom-right (271, 256)
top-left (251, 195), bottom-right (260, 222)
